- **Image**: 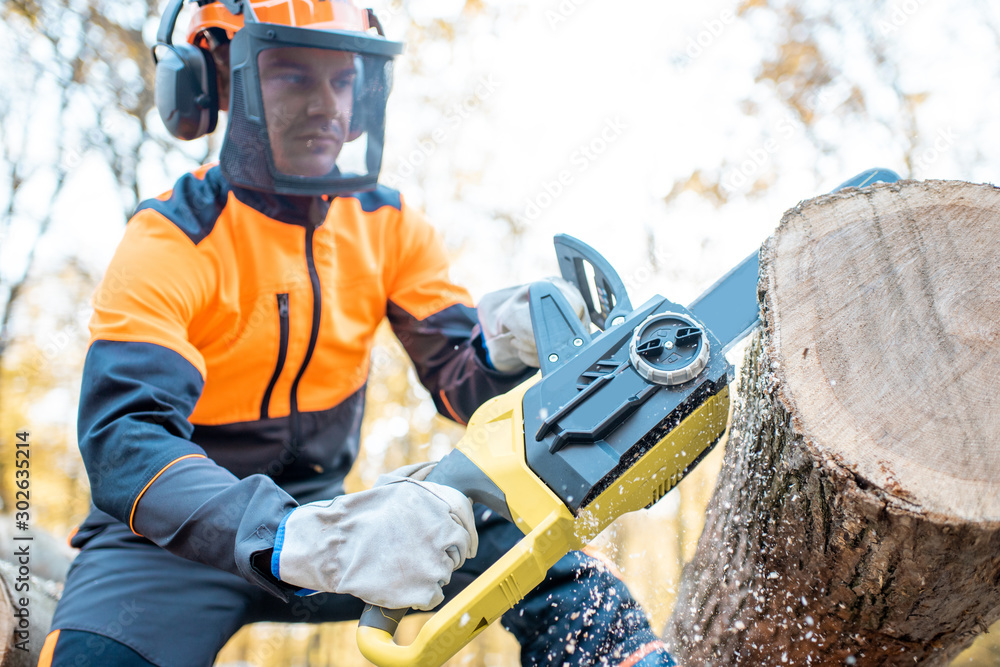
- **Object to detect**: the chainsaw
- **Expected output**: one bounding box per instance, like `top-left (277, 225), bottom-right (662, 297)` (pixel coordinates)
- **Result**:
top-left (356, 168), bottom-right (900, 667)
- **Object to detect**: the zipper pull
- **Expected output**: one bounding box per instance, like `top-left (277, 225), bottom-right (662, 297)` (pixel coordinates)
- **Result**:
top-left (278, 293), bottom-right (290, 317)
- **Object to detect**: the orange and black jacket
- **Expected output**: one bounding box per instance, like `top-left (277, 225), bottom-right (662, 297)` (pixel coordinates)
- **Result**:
top-left (74, 164), bottom-right (532, 599)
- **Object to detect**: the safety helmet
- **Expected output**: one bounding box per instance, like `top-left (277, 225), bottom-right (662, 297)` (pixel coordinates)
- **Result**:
top-left (153, 0), bottom-right (404, 196)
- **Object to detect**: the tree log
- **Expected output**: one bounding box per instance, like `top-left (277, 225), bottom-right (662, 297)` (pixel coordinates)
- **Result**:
top-left (664, 180), bottom-right (1000, 665)
top-left (0, 520), bottom-right (70, 666)
top-left (0, 560), bottom-right (61, 667)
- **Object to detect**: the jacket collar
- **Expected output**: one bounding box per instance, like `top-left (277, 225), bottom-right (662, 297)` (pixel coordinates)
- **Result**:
top-left (230, 185), bottom-right (332, 228)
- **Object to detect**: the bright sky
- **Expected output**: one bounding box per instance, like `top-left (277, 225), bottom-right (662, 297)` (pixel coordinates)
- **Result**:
top-left (377, 0), bottom-right (1000, 310)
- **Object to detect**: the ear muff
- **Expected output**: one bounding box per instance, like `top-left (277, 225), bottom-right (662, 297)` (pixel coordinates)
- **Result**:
top-left (153, 0), bottom-right (219, 140)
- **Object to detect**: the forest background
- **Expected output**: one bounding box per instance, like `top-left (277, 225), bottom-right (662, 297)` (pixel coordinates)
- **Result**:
top-left (2, 0), bottom-right (999, 664)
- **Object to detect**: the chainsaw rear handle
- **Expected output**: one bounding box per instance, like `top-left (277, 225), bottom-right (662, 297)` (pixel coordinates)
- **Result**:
top-left (356, 505), bottom-right (578, 667)
top-left (356, 449), bottom-right (515, 648)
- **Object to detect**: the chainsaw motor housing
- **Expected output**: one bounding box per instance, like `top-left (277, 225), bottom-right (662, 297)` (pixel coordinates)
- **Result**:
top-left (522, 295), bottom-right (732, 515)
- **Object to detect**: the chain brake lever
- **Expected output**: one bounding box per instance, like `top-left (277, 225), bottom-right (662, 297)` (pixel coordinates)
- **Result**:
top-left (553, 234), bottom-right (632, 330)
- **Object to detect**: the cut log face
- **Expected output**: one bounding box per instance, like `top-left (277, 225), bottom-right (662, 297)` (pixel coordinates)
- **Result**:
top-left (770, 180), bottom-right (1000, 522)
top-left (665, 180), bottom-right (1000, 666)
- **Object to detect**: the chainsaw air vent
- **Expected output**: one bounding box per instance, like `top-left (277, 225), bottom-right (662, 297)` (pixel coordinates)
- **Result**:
top-left (576, 359), bottom-right (624, 390)
top-left (649, 471), bottom-right (681, 506)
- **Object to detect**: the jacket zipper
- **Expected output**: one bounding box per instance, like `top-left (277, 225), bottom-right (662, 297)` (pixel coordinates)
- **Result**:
top-left (260, 293), bottom-right (290, 420)
top-left (288, 226), bottom-right (322, 454)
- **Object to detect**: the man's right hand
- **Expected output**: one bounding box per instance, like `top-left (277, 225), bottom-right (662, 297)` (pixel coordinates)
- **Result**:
top-left (271, 463), bottom-right (478, 611)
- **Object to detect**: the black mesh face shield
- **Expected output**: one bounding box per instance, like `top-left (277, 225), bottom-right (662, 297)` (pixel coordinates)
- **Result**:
top-left (222, 22), bottom-right (403, 196)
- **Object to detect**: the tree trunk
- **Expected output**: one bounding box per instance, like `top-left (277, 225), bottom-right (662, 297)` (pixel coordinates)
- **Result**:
top-left (0, 520), bottom-right (70, 666)
top-left (664, 180), bottom-right (1000, 666)
top-left (0, 561), bottom-right (62, 667)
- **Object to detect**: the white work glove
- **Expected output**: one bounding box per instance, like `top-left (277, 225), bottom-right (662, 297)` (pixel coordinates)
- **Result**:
top-left (271, 462), bottom-right (478, 611)
top-left (477, 276), bottom-right (590, 372)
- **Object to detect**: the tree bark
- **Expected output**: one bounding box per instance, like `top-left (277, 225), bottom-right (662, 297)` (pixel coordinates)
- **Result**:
top-left (664, 180), bottom-right (1000, 666)
top-left (0, 520), bottom-right (70, 665)
top-left (0, 561), bottom-right (62, 667)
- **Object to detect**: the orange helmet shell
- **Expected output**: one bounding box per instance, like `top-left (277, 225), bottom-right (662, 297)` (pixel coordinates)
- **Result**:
top-left (187, 0), bottom-right (371, 47)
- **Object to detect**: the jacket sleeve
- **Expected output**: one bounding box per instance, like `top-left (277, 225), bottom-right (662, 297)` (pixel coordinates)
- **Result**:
top-left (384, 201), bottom-right (535, 424)
top-left (79, 211), bottom-right (299, 600)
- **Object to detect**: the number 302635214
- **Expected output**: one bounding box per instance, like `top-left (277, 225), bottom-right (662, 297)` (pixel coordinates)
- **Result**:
top-left (14, 431), bottom-right (30, 528)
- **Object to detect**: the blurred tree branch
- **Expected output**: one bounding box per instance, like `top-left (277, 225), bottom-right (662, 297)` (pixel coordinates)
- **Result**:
top-left (0, 0), bottom-right (209, 506)
top-left (665, 0), bottom-right (1000, 206)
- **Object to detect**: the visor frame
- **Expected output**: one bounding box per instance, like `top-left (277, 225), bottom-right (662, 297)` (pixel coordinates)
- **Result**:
top-left (222, 21), bottom-right (404, 196)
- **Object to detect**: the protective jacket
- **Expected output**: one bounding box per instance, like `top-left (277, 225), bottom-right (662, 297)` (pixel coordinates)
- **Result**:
top-left (74, 163), bottom-right (531, 599)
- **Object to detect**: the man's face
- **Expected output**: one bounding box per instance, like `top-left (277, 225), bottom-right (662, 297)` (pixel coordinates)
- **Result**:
top-left (258, 47), bottom-right (356, 178)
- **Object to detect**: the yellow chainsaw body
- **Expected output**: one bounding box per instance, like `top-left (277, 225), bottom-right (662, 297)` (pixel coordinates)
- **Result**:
top-left (357, 376), bottom-right (730, 667)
